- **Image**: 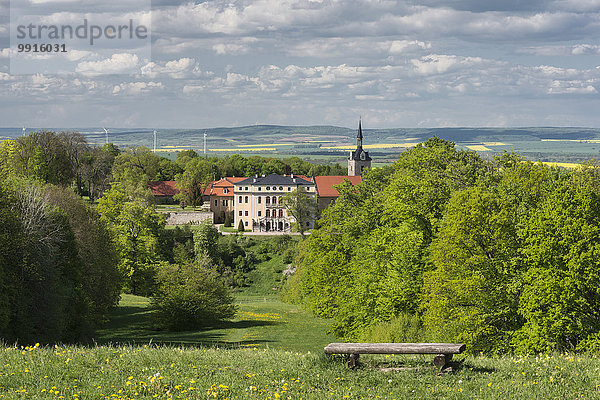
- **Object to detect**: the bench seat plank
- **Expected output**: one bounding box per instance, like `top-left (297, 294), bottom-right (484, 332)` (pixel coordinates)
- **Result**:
top-left (324, 343), bottom-right (466, 355)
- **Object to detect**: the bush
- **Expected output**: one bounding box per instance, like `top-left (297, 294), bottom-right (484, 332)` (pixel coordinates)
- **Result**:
top-left (359, 313), bottom-right (425, 343)
top-left (237, 219), bottom-right (245, 232)
top-left (224, 213), bottom-right (232, 227)
top-left (151, 259), bottom-right (237, 331)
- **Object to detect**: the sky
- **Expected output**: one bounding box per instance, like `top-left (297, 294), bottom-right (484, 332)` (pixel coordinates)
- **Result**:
top-left (1, 0), bottom-right (600, 129)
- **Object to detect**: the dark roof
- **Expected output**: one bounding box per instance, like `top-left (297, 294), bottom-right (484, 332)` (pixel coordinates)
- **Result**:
top-left (236, 173), bottom-right (314, 186)
top-left (349, 148), bottom-right (372, 161)
top-left (357, 119), bottom-right (363, 140)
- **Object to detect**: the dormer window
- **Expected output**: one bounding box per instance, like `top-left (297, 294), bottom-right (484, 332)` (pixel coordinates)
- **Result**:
top-left (266, 186), bottom-right (270, 190)
top-left (223, 188), bottom-right (228, 194)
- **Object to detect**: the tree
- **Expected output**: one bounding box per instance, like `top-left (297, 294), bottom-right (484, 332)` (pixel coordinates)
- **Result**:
top-left (151, 257), bottom-right (237, 331)
top-left (98, 184), bottom-right (165, 295)
top-left (238, 219), bottom-right (245, 232)
top-left (281, 187), bottom-right (315, 235)
top-left (516, 177), bottom-right (600, 353)
top-left (111, 146), bottom-right (160, 200)
top-left (175, 157), bottom-right (217, 207)
top-left (422, 186), bottom-right (522, 353)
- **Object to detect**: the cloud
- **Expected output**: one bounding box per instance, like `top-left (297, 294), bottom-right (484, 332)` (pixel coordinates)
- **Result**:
top-left (113, 81), bottom-right (163, 95)
top-left (140, 58), bottom-right (204, 78)
top-left (75, 53), bottom-right (139, 76)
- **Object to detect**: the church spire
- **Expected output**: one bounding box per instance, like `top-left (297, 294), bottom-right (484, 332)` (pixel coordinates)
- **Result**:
top-left (357, 118), bottom-right (363, 148)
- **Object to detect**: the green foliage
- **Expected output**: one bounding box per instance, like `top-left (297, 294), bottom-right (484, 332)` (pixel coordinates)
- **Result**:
top-left (281, 187), bottom-right (316, 235)
top-left (0, 179), bottom-right (120, 343)
top-left (98, 184), bottom-right (166, 296)
top-left (193, 220), bottom-right (220, 260)
top-left (422, 186), bottom-right (522, 353)
top-left (151, 258), bottom-right (237, 330)
top-left (516, 178), bottom-right (600, 353)
top-left (359, 313), bottom-right (425, 343)
top-left (294, 137), bottom-right (487, 340)
top-left (238, 219), bottom-right (245, 232)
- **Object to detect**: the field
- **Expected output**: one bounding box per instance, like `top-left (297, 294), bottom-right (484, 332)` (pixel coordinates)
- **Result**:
top-left (4, 125), bottom-right (600, 164)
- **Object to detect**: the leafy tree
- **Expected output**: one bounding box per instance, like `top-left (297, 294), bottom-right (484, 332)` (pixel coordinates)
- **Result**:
top-left (111, 146), bottom-right (160, 200)
top-left (238, 219), bottom-right (245, 232)
top-left (175, 157), bottom-right (217, 207)
top-left (422, 186), bottom-right (522, 353)
top-left (281, 187), bottom-right (316, 235)
top-left (194, 220), bottom-right (220, 260)
top-left (98, 184), bottom-right (165, 295)
top-left (516, 177), bottom-right (600, 353)
top-left (151, 258), bottom-right (237, 331)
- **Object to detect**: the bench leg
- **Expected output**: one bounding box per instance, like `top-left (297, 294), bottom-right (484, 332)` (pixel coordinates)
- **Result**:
top-left (433, 354), bottom-right (452, 370)
top-left (347, 353), bottom-right (359, 369)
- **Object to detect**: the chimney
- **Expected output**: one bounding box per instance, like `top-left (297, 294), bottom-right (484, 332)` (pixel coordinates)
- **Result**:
top-left (291, 174), bottom-right (294, 178)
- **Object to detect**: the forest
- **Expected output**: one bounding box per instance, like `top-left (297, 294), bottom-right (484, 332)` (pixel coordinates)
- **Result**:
top-left (289, 136), bottom-right (600, 354)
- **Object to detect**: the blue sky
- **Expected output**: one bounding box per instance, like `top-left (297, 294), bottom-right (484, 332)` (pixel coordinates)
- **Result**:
top-left (1, 0), bottom-right (600, 129)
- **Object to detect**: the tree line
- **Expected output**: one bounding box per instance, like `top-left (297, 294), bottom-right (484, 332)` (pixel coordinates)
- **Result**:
top-left (288, 137), bottom-right (600, 354)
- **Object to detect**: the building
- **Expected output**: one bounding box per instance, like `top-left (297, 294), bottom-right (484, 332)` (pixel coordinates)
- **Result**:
top-left (314, 175), bottom-right (362, 214)
top-left (233, 173), bottom-right (316, 232)
top-left (348, 119), bottom-right (372, 176)
top-left (204, 177), bottom-right (247, 223)
top-left (148, 181), bottom-right (179, 204)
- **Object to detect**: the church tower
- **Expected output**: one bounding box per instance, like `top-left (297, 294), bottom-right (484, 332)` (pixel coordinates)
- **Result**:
top-left (348, 119), bottom-right (372, 176)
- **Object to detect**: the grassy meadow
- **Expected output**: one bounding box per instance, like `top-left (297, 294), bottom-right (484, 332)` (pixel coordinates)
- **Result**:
top-left (3, 290), bottom-right (600, 398)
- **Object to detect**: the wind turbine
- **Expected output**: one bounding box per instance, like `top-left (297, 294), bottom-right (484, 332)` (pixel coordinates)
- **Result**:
top-left (203, 131), bottom-right (207, 155)
top-left (103, 128), bottom-right (108, 144)
top-left (153, 130), bottom-right (157, 153)
top-left (22, 126), bottom-right (25, 136)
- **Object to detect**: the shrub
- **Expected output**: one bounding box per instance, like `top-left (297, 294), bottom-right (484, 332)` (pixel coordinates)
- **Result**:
top-left (152, 259), bottom-right (237, 331)
top-left (359, 313), bottom-right (425, 343)
top-left (224, 213), bottom-right (232, 227)
top-left (237, 219), bottom-right (245, 232)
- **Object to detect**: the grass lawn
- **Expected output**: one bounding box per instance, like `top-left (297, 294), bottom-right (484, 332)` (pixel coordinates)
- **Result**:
top-left (2, 342), bottom-right (600, 399)
top-left (95, 294), bottom-right (334, 354)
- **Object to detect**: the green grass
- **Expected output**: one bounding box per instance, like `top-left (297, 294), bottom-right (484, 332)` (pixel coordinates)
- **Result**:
top-left (2, 344), bottom-right (600, 399)
top-left (95, 294), bottom-right (334, 354)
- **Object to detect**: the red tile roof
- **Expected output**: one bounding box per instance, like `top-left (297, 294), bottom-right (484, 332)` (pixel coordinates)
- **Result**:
top-left (204, 177), bottom-right (247, 197)
top-left (314, 176), bottom-right (362, 197)
top-left (148, 181), bottom-right (180, 196)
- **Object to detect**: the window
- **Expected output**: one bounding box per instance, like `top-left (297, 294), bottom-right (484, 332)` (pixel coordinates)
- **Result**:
top-left (258, 197), bottom-right (261, 204)
top-left (287, 187), bottom-right (291, 191)
top-left (266, 186), bottom-right (270, 190)
top-left (239, 211), bottom-right (242, 216)
top-left (245, 187), bottom-right (249, 191)
top-left (245, 221), bottom-right (248, 226)
top-left (214, 200), bottom-right (217, 206)
top-left (245, 211), bottom-right (248, 216)
top-left (266, 210), bottom-right (270, 218)
top-left (279, 186), bottom-right (283, 190)
top-left (222, 200), bottom-right (226, 206)
top-left (272, 196), bottom-right (277, 204)
top-left (279, 209), bottom-right (283, 217)
top-left (258, 211), bottom-right (262, 217)
top-left (258, 187), bottom-right (261, 191)
top-left (244, 196), bottom-right (248, 203)
top-left (266, 197), bottom-right (270, 204)
top-left (223, 188), bottom-right (228, 194)
top-left (238, 195), bottom-right (242, 203)
top-left (238, 187), bottom-right (242, 190)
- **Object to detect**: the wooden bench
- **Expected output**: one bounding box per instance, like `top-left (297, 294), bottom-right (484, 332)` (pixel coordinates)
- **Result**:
top-left (324, 343), bottom-right (466, 369)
